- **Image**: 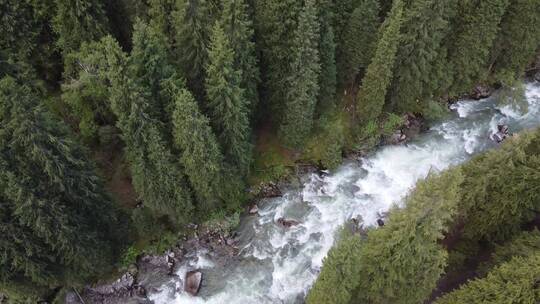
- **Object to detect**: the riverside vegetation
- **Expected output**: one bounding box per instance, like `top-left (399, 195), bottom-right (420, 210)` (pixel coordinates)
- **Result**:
top-left (0, 0), bottom-right (539, 302)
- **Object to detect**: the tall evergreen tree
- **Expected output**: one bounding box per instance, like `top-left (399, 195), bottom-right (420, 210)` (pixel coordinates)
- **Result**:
top-left (53, 0), bottom-right (109, 75)
top-left (355, 0), bottom-right (404, 123)
top-left (448, 0), bottom-right (510, 94)
top-left (172, 0), bottom-right (212, 97)
top-left (252, 0), bottom-right (302, 120)
top-left (205, 22), bottom-right (252, 174)
top-left (278, 0), bottom-right (321, 147)
top-left (435, 253), bottom-right (540, 304)
top-left (339, 0), bottom-right (381, 87)
top-left (104, 36), bottom-right (195, 226)
top-left (0, 77), bottom-right (127, 299)
top-left (316, 0), bottom-right (338, 112)
top-left (389, 0), bottom-right (456, 113)
top-left (172, 88), bottom-right (224, 212)
top-left (221, 0), bottom-right (260, 117)
top-left (490, 0), bottom-right (540, 83)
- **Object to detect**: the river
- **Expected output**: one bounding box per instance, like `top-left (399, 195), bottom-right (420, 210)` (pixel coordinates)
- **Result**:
top-left (149, 82), bottom-right (540, 304)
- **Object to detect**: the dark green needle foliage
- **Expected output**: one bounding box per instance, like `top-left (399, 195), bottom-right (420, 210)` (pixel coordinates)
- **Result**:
top-left (206, 22), bottom-right (252, 175)
top-left (0, 77), bottom-right (127, 299)
top-left (278, 0), bottom-right (321, 148)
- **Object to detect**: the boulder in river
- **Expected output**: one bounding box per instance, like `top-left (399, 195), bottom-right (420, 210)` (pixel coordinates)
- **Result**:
top-left (534, 71), bottom-right (540, 83)
top-left (277, 218), bottom-right (300, 228)
top-left (248, 204), bottom-right (259, 215)
top-left (470, 85), bottom-right (493, 100)
top-left (491, 124), bottom-right (510, 143)
top-left (388, 130), bottom-right (407, 145)
top-left (185, 271), bottom-right (203, 296)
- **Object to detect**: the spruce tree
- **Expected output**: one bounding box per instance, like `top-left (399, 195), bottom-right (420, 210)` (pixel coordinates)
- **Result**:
top-left (448, 0), bottom-right (510, 94)
top-left (172, 88), bottom-right (224, 212)
top-left (0, 77), bottom-right (127, 298)
top-left (221, 0), bottom-right (260, 117)
top-left (339, 0), bottom-right (381, 87)
top-left (104, 36), bottom-right (195, 226)
top-left (53, 0), bottom-right (109, 75)
top-left (355, 0), bottom-right (403, 123)
top-left (490, 0), bottom-right (540, 83)
top-left (172, 0), bottom-right (212, 97)
top-left (389, 0), bottom-right (456, 113)
top-left (205, 22), bottom-right (252, 174)
top-left (317, 2), bottom-right (338, 112)
top-left (278, 0), bottom-right (321, 147)
top-left (435, 253), bottom-right (540, 304)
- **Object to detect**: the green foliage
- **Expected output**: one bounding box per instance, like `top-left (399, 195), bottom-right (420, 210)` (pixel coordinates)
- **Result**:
top-left (306, 230), bottom-right (364, 304)
top-left (456, 129), bottom-right (540, 243)
top-left (53, 0), bottom-right (109, 75)
top-left (221, 0), bottom-right (260, 117)
top-left (61, 40), bottom-right (115, 141)
top-left (0, 77), bottom-right (127, 298)
top-left (354, 168), bottom-right (463, 304)
top-left (173, 88), bottom-right (224, 212)
top-left (390, 0), bottom-right (456, 114)
top-left (339, 0), bottom-right (381, 86)
top-left (316, 2), bottom-right (338, 113)
top-left (206, 22), bottom-right (252, 174)
top-left (105, 36), bottom-right (195, 226)
top-left (491, 0), bottom-right (540, 82)
top-left (172, 0), bottom-right (212, 95)
top-left (448, 0), bottom-right (510, 94)
top-left (355, 0), bottom-right (403, 123)
top-left (305, 112), bottom-right (346, 169)
top-left (278, 0), bottom-right (321, 147)
top-left (478, 229), bottom-right (540, 276)
top-left (435, 253), bottom-right (540, 304)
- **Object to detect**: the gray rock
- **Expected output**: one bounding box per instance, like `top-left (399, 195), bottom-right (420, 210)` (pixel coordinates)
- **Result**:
top-left (535, 71), bottom-right (540, 83)
top-left (471, 85), bottom-right (492, 100)
top-left (248, 204), bottom-right (259, 215)
top-left (185, 271), bottom-right (203, 296)
top-left (277, 218), bottom-right (300, 228)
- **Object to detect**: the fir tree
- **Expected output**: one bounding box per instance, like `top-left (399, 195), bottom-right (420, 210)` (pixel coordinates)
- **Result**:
top-left (172, 0), bottom-right (212, 97)
top-left (339, 0), bottom-right (381, 87)
top-left (221, 0), bottom-right (260, 117)
top-left (205, 22), bottom-right (252, 174)
top-left (104, 36), bottom-right (195, 226)
top-left (491, 0), bottom-right (540, 83)
top-left (356, 0), bottom-right (403, 123)
top-left (172, 88), bottom-right (224, 212)
top-left (53, 0), bottom-right (109, 75)
top-left (0, 76), bottom-right (127, 297)
top-left (435, 253), bottom-right (540, 304)
top-left (389, 0), bottom-right (456, 113)
top-left (317, 3), bottom-right (338, 112)
top-left (448, 0), bottom-right (510, 94)
top-left (278, 0), bottom-right (321, 147)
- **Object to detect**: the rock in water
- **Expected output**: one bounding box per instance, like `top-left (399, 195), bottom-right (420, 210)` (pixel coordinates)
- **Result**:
top-left (185, 271), bottom-right (202, 296)
top-left (248, 204), bottom-right (259, 215)
top-left (471, 85), bottom-right (492, 100)
top-left (277, 218), bottom-right (300, 228)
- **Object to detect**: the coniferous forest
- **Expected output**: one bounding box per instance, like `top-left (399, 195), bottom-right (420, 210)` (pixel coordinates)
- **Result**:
top-left (1, 0), bottom-right (540, 303)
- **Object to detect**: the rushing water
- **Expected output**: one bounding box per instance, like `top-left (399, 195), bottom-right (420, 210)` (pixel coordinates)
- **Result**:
top-left (150, 82), bottom-right (540, 304)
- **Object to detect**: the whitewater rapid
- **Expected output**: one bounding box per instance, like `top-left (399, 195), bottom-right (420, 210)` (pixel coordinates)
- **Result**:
top-left (150, 82), bottom-right (540, 304)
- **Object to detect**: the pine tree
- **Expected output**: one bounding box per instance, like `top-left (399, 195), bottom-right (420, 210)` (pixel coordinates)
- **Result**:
top-left (490, 0), bottom-right (540, 83)
top-left (221, 0), bottom-right (260, 117)
top-left (339, 0), bottom-right (381, 87)
top-left (356, 0), bottom-right (404, 123)
top-left (104, 36), bottom-right (195, 226)
top-left (389, 0), bottom-right (456, 114)
top-left (448, 0), bottom-right (510, 94)
top-left (0, 77), bottom-right (127, 298)
top-left (435, 253), bottom-right (540, 304)
top-left (278, 0), bottom-right (321, 147)
top-left (147, 0), bottom-right (177, 47)
top-left (53, 0), bottom-right (109, 75)
top-left (205, 22), bottom-right (252, 174)
top-left (172, 0), bottom-right (212, 97)
top-left (172, 88), bottom-right (224, 212)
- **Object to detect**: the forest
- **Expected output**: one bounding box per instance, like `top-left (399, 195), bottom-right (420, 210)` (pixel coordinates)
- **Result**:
top-left (0, 0), bottom-right (539, 302)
